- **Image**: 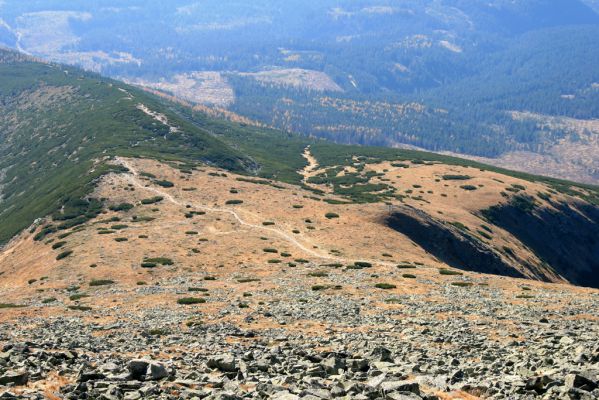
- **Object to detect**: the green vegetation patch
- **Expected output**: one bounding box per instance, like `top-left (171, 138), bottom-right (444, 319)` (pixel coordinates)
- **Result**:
top-left (442, 175), bottom-right (472, 180)
top-left (141, 196), bottom-right (164, 205)
top-left (375, 283), bottom-right (397, 289)
top-left (451, 282), bottom-right (474, 287)
top-left (177, 297), bottom-right (206, 305)
top-left (439, 268), bottom-right (463, 276)
top-left (109, 203), bottom-right (134, 212)
top-left (68, 305), bottom-right (92, 312)
top-left (89, 279), bottom-right (115, 287)
top-left (154, 180), bottom-right (174, 188)
top-left (0, 303), bottom-right (27, 309)
top-left (56, 250), bottom-right (73, 260)
top-left (144, 257), bottom-right (174, 266)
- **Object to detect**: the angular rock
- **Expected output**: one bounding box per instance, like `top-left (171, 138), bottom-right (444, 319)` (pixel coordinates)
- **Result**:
top-left (0, 370), bottom-right (28, 386)
top-left (370, 347), bottom-right (393, 362)
top-left (381, 380), bottom-right (420, 395)
top-left (207, 355), bottom-right (239, 372)
top-left (564, 373), bottom-right (598, 392)
top-left (128, 359), bottom-right (150, 380)
top-left (146, 362), bottom-right (168, 380)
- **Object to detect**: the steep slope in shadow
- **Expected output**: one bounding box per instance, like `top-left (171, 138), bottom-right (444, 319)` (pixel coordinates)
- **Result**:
top-left (385, 205), bottom-right (530, 280)
top-left (481, 196), bottom-right (599, 288)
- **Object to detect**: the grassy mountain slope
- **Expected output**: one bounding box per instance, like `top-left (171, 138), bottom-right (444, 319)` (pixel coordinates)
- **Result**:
top-left (1, 49), bottom-right (599, 289)
top-left (0, 50), bottom-right (253, 245)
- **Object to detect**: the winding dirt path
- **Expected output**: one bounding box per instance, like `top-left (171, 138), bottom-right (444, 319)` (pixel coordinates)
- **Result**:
top-left (300, 146), bottom-right (334, 194)
top-left (117, 157), bottom-right (395, 267)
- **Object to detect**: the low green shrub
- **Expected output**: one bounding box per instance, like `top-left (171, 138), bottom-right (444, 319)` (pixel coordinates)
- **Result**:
top-left (325, 213), bottom-right (339, 219)
top-left (141, 262), bottom-right (157, 268)
top-left (111, 224), bottom-right (129, 230)
top-left (0, 303), bottom-right (26, 309)
top-left (477, 230), bottom-right (492, 240)
top-left (177, 297), bottom-right (206, 305)
top-left (402, 274), bottom-right (417, 279)
top-left (56, 250), bottom-right (73, 260)
top-left (155, 180), bottom-right (174, 188)
top-left (68, 305), bottom-right (92, 311)
top-left (144, 257), bottom-right (174, 265)
top-left (109, 203), bottom-right (134, 212)
top-left (148, 328), bottom-right (169, 336)
top-left (375, 283), bottom-right (396, 289)
top-left (451, 282), bottom-right (473, 287)
top-left (140, 196), bottom-right (163, 205)
top-left (442, 175), bottom-right (471, 181)
top-left (226, 199), bottom-right (243, 205)
top-left (397, 264), bottom-right (416, 269)
top-left (439, 268), bottom-right (463, 276)
top-left (354, 261), bottom-right (372, 269)
top-left (89, 279), bottom-right (114, 287)
top-left (237, 278), bottom-right (260, 283)
top-left (52, 241), bottom-right (67, 249)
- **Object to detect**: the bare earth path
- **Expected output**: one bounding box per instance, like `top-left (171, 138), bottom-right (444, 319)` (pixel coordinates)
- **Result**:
top-left (117, 157), bottom-right (395, 268)
top-left (299, 146), bottom-right (335, 194)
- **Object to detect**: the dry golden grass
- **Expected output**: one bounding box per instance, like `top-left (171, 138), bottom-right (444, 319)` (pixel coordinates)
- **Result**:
top-left (0, 156), bottom-right (596, 332)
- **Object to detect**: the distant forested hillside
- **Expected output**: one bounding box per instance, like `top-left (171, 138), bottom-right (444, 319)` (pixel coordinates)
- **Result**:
top-left (0, 0), bottom-right (598, 181)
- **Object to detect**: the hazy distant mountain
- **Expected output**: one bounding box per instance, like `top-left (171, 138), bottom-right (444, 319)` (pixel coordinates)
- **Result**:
top-left (0, 0), bottom-right (598, 183)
